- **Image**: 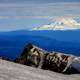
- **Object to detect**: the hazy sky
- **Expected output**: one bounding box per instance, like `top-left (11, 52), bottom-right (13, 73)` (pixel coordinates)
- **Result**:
top-left (0, 0), bottom-right (80, 31)
top-left (0, 0), bottom-right (80, 3)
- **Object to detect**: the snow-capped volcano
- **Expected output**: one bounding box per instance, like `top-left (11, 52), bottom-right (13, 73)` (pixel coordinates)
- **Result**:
top-left (32, 18), bottom-right (80, 30)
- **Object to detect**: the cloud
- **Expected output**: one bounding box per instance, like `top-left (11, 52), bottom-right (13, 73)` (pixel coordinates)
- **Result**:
top-left (0, 2), bottom-right (80, 31)
top-left (0, 15), bottom-right (50, 20)
top-left (0, 3), bottom-right (80, 20)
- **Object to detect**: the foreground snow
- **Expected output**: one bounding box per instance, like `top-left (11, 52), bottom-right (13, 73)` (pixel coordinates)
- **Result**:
top-left (0, 59), bottom-right (80, 80)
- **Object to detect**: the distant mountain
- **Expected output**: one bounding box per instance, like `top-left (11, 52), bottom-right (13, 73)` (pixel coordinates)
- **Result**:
top-left (32, 18), bottom-right (80, 30)
top-left (0, 30), bottom-right (80, 60)
top-left (2, 29), bottom-right (80, 43)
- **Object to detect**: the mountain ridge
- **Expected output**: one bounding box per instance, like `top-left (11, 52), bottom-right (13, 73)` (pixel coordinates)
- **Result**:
top-left (32, 18), bottom-right (80, 30)
top-left (0, 30), bottom-right (80, 60)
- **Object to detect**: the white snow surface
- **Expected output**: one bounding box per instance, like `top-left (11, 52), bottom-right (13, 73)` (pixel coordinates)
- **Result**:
top-left (0, 59), bottom-right (80, 80)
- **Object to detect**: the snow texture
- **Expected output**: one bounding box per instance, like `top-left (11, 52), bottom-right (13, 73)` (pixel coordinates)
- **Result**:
top-left (0, 59), bottom-right (80, 80)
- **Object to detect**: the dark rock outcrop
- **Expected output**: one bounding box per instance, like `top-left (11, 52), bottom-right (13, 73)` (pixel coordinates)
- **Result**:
top-left (14, 43), bottom-right (80, 74)
top-left (14, 43), bottom-right (47, 68)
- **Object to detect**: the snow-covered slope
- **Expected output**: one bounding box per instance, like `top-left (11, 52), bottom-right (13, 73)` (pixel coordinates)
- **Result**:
top-left (0, 59), bottom-right (80, 80)
top-left (32, 18), bottom-right (80, 30)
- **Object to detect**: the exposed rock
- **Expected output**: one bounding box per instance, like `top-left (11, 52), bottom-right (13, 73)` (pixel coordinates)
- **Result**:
top-left (14, 43), bottom-right (47, 68)
top-left (14, 43), bottom-right (80, 74)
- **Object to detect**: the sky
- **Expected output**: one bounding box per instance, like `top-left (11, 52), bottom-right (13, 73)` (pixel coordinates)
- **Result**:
top-left (0, 0), bottom-right (80, 3)
top-left (0, 0), bottom-right (80, 31)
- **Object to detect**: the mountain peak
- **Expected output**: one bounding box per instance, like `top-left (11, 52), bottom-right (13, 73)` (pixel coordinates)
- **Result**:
top-left (32, 17), bottom-right (80, 30)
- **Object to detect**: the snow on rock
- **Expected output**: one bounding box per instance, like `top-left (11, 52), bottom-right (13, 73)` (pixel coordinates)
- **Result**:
top-left (0, 59), bottom-right (80, 80)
